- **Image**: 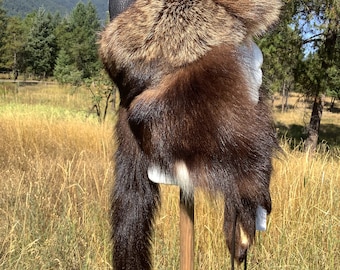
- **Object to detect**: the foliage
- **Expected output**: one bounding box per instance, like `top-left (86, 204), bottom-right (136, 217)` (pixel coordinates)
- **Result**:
top-left (67, 2), bottom-right (101, 79)
top-left (294, 0), bottom-right (340, 97)
top-left (85, 72), bottom-right (117, 122)
top-left (53, 49), bottom-right (83, 85)
top-left (0, 0), bottom-right (8, 69)
top-left (296, 0), bottom-right (340, 150)
top-left (260, 0), bottom-right (340, 98)
top-left (0, 1), bottom-right (102, 82)
top-left (54, 2), bottom-right (101, 83)
top-left (1, 17), bottom-right (26, 71)
top-left (259, 0), bottom-right (304, 96)
top-left (259, 0), bottom-right (340, 149)
top-left (20, 8), bottom-right (58, 78)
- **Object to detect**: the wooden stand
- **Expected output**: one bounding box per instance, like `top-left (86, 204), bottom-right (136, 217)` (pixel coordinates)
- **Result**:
top-left (180, 190), bottom-right (194, 270)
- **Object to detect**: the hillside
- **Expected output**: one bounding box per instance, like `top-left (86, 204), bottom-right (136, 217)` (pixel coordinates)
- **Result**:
top-left (3, 0), bottom-right (108, 21)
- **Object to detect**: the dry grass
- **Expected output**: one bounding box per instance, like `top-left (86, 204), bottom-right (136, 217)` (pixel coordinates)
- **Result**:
top-left (153, 144), bottom-right (340, 269)
top-left (0, 83), bottom-right (92, 111)
top-left (0, 85), bottom-right (339, 269)
top-left (0, 105), bottom-right (113, 269)
top-left (272, 93), bottom-right (340, 147)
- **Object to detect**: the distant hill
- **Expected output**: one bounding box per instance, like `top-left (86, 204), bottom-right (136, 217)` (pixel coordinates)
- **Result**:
top-left (3, 0), bottom-right (108, 21)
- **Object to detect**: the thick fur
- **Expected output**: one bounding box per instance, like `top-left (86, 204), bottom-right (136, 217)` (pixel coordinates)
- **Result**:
top-left (99, 0), bottom-right (281, 269)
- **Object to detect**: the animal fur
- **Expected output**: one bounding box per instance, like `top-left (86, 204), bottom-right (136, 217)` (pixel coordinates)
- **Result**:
top-left (99, 0), bottom-right (281, 269)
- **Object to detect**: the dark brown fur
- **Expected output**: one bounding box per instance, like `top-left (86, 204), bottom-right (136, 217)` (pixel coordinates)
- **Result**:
top-left (99, 0), bottom-right (281, 269)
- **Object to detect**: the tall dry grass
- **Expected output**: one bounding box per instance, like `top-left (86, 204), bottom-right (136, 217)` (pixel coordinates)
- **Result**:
top-left (153, 142), bottom-right (340, 270)
top-left (0, 107), bottom-right (114, 269)
top-left (0, 85), bottom-right (339, 269)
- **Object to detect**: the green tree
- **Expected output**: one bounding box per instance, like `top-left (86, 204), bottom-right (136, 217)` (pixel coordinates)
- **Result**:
top-left (22, 8), bottom-right (57, 78)
top-left (0, 0), bottom-right (8, 69)
top-left (54, 49), bottom-right (82, 85)
top-left (55, 2), bottom-right (101, 81)
top-left (260, 0), bottom-right (340, 150)
top-left (1, 17), bottom-right (26, 72)
top-left (259, 0), bottom-right (304, 111)
top-left (70, 2), bottom-right (101, 78)
top-left (294, 0), bottom-right (340, 150)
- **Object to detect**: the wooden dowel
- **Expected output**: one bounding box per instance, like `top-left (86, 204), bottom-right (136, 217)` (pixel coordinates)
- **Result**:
top-left (180, 190), bottom-right (194, 270)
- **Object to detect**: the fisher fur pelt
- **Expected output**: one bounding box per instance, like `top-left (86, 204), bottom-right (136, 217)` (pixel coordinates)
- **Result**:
top-left (99, 0), bottom-right (281, 269)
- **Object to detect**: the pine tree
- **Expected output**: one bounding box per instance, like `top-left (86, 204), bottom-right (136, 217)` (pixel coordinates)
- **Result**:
top-left (55, 2), bottom-right (101, 80)
top-left (0, 0), bottom-right (8, 69)
top-left (259, 0), bottom-right (304, 111)
top-left (23, 8), bottom-right (57, 78)
top-left (259, 0), bottom-right (339, 150)
top-left (54, 49), bottom-right (82, 85)
top-left (1, 17), bottom-right (26, 71)
top-left (295, 0), bottom-right (340, 150)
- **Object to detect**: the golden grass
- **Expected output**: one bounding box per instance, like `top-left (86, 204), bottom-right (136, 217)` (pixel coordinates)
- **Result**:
top-left (0, 83), bottom-right (93, 112)
top-left (0, 105), bottom-right (114, 269)
top-left (153, 144), bottom-right (340, 269)
top-left (274, 93), bottom-right (340, 122)
top-left (0, 85), bottom-right (339, 269)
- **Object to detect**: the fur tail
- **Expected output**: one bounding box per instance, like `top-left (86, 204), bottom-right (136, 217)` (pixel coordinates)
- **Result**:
top-left (112, 108), bottom-right (160, 270)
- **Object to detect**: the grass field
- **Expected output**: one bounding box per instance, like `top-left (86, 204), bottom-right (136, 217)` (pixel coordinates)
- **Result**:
top-left (0, 84), bottom-right (339, 269)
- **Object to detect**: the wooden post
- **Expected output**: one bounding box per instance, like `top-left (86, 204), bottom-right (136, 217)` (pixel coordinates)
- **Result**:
top-left (180, 189), bottom-right (194, 270)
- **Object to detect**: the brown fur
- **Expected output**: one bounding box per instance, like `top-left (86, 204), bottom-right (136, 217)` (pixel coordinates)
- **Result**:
top-left (100, 0), bottom-right (280, 70)
top-left (99, 0), bottom-right (281, 269)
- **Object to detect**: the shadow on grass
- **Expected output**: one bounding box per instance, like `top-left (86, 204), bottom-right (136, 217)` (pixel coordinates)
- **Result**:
top-left (276, 122), bottom-right (340, 149)
top-left (328, 107), bottom-right (340, 113)
top-left (319, 124), bottom-right (340, 146)
top-left (276, 123), bottom-right (306, 149)
top-left (274, 104), bottom-right (297, 111)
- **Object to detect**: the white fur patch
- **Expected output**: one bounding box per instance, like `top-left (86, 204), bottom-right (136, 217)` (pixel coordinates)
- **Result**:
top-left (238, 41), bottom-right (263, 103)
top-left (174, 161), bottom-right (193, 194)
top-left (147, 165), bottom-right (175, 185)
top-left (147, 161), bottom-right (193, 195)
top-left (255, 205), bottom-right (267, 231)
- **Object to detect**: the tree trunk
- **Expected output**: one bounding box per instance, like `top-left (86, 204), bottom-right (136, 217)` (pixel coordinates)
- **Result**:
top-left (281, 82), bottom-right (286, 112)
top-left (305, 94), bottom-right (325, 151)
top-left (281, 81), bottom-right (289, 112)
top-left (329, 97), bottom-right (335, 112)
